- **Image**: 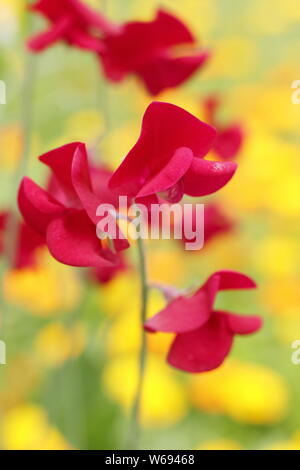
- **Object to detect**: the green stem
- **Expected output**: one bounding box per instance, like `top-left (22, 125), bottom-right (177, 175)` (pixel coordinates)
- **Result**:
top-left (127, 236), bottom-right (149, 450)
top-left (5, 51), bottom-right (37, 267)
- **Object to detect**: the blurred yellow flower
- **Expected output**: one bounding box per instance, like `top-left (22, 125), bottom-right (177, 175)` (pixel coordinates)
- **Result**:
top-left (35, 322), bottom-right (86, 367)
top-left (196, 438), bottom-right (243, 450)
top-left (0, 125), bottom-right (23, 170)
top-left (254, 236), bottom-right (299, 279)
top-left (4, 249), bottom-right (82, 316)
top-left (264, 432), bottom-right (300, 450)
top-left (262, 278), bottom-right (300, 317)
top-left (189, 360), bottom-right (289, 424)
top-left (105, 287), bottom-right (173, 357)
top-left (0, 356), bottom-right (40, 410)
top-left (102, 355), bottom-right (187, 427)
top-left (243, 0), bottom-right (300, 35)
top-left (203, 37), bottom-right (257, 79)
top-left (221, 129), bottom-right (300, 216)
top-left (1, 404), bottom-right (71, 450)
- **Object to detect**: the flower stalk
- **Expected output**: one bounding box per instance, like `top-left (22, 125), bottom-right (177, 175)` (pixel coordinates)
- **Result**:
top-left (127, 235), bottom-right (149, 450)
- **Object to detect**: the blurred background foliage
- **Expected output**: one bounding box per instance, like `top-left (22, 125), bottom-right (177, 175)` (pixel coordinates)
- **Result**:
top-left (0, 0), bottom-right (300, 450)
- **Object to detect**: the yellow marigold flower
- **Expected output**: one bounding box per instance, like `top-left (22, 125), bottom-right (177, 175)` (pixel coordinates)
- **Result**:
top-left (189, 360), bottom-right (288, 424)
top-left (102, 355), bottom-right (187, 427)
top-left (196, 438), bottom-right (243, 450)
top-left (2, 404), bottom-right (71, 450)
top-left (35, 322), bottom-right (86, 367)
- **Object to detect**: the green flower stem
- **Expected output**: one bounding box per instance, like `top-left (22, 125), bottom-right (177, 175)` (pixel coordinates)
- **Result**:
top-left (5, 51), bottom-right (37, 267)
top-left (127, 236), bottom-right (149, 450)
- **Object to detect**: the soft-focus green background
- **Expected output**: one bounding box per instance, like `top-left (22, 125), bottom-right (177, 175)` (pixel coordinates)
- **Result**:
top-left (0, 0), bottom-right (300, 450)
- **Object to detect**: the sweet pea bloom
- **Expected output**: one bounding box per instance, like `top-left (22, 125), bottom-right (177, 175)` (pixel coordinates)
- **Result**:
top-left (0, 212), bottom-right (44, 269)
top-left (204, 96), bottom-right (244, 160)
top-left (99, 9), bottom-right (210, 95)
top-left (28, 0), bottom-right (117, 52)
top-left (109, 102), bottom-right (237, 205)
top-left (18, 142), bottom-right (129, 269)
top-left (177, 203), bottom-right (234, 249)
top-left (145, 270), bottom-right (262, 373)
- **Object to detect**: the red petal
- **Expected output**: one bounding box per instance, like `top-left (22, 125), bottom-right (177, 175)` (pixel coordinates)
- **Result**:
top-left (138, 52), bottom-right (210, 96)
top-left (39, 142), bottom-right (83, 207)
top-left (167, 312), bottom-right (233, 372)
top-left (214, 125), bottom-right (243, 160)
top-left (225, 312), bottom-right (263, 335)
top-left (136, 147), bottom-right (193, 199)
top-left (144, 290), bottom-right (210, 334)
top-left (213, 270), bottom-right (257, 290)
top-left (183, 158), bottom-right (237, 197)
top-left (109, 102), bottom-right (216, 197)
top-left (18, 177), bottom-right (65, 235)
top-left (72, 146), bottom-right (129, 252)
top-left (68, 30), bottom-right (104, 52)
top-left (69, 0), bottom-right (118, 34)
top-left (27, 16), bottom-right (71, 51)
top-left (14, 223), bottom-right (45, 269)
top-left (46, 210), bottom-right (116, 268)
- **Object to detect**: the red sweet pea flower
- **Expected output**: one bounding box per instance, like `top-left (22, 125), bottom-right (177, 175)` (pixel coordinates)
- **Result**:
top-left (204, 96), bottom-right (244, 160)
top-left (18, 142), bottom-right (129, 269)
top-left (0, 212), bottom-right (45, 269)
top-left (28, 0), bottom-right (117, 52)
top-left (109, 102), bottom-right (237, 205)
top-left (145, 270), bottom-right (262, 373)
top-left (99, 9), bottom-right (210, 95)
top-left (176, 203), bottom-right (234, 249)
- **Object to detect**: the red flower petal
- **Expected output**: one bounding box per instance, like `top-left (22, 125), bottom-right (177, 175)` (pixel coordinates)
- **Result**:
top-left (71, 146), bottom-right (129, 252)
top-left (136, 147), bottom-right (193, 199)
top-left (39, 142), bottom-right (83, 207)
top-left (18, 177), bottom-right (65, 235)
top-left (225, 312), bottom-right (263, 335)
top-left (109, 102), bottom-right (216, 196)
top-left (144, 290), bottom-right (210, 334)
top-left (46, 210), bottom-right (116, 268)
top-left (214, 125), bottom-right (243, 160)
top-left (213, 270), bottom-right (257, 290)
top-left (27, 16), bottom-right (71, 51)
top-left (183, 158), bottom-right (237, 197)
top-left (67, 30), bottom-right (104, 52)
top-left (167, 312), bottom-right (233, 372)
top-left (138, 52), bottom-right (210, 96)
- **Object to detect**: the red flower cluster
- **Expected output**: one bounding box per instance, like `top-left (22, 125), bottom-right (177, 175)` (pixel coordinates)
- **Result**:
top-left (204, 95), bottom-right (244, 160)
top-left (18, 142), bottom-right (128, 269)
top-left (145, 270), bottom-right (262, 372)
top-left (109, 102), bottom-right (237, 204)
top-left (28, 2), bottom-right (209, 95)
